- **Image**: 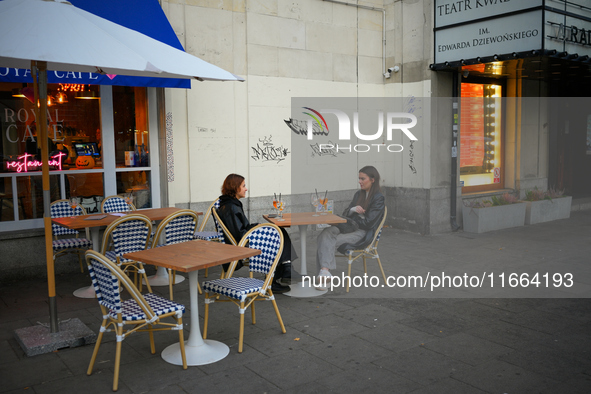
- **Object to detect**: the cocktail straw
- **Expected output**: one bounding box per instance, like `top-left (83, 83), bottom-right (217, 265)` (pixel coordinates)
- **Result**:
top-left (274, 193), bottom-right (277, 201)
top-left (324, 190), bottom-right (327, 201)
top-left (315, 188), bottom-right (319, 200)
top-left (279, 193), bottom-right (281, 202)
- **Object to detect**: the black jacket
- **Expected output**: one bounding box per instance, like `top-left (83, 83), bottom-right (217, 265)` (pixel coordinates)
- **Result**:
top-left (216, 194), bottom-right (257, 245)
top-left (337, 190), bottom-right (385, 253)
top-left (216, 194), bottom-right (296, 273)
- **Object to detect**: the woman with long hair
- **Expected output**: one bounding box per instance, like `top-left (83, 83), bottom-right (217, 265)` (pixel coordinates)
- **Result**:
top-left (217, 173), bottom-right (297, 293)
top-left (315, 166), bottom-right (385, 290)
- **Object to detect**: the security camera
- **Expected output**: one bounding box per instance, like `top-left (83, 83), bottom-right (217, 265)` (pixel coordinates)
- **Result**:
top-left (388, 66), bottom-right (400, 73)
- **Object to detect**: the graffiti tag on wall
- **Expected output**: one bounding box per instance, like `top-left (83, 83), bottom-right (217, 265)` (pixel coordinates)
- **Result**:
top-left (251, 136), bottom-right (289, 163)
top-left (405, 96), bottom-right (420, 175)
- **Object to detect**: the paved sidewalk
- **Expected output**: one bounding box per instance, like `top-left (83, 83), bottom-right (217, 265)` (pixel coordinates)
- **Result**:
top-left (1, 211), bottom-right (591, 393)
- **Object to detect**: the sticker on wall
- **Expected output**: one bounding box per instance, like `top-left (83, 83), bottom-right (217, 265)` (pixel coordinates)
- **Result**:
top-left (493, 167), bottom-right (501, 183)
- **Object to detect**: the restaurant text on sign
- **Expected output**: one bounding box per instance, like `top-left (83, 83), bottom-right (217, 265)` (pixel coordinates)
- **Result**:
top-left (6, 152), bottom-right (66, 173)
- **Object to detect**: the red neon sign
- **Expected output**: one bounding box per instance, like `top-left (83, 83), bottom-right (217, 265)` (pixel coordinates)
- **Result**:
top-left (6, 152), bottom-right (65, 173)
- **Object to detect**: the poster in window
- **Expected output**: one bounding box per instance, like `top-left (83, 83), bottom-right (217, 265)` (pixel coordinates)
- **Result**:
top-left (460, 84), bottom-right (485, 167)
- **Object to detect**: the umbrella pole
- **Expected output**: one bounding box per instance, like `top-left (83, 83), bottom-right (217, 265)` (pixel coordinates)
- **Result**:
top-left (33, 60), bottom-right (58, 333)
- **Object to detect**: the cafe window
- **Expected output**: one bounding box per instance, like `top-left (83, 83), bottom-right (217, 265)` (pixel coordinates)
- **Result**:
top-left (0, 83), bottom-right (158, 230)
top-left (113, 86), bottom-right (151, 208)
top-left (460, 82), bottom-right (504, 192)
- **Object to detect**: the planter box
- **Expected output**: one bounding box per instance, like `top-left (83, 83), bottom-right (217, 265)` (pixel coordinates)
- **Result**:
top-left (525, 196), bottom-right (572, 225)
top-left (462, 202), bottom-right (526, 233)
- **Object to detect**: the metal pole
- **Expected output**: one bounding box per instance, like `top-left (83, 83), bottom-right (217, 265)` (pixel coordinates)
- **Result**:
top-left (34, 60), bottom-right (59, 332)
top-left (450, 71), bottom-right (460, 231)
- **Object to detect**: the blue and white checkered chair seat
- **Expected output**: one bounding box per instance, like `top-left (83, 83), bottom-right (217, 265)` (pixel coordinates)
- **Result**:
top-left (53, 238), bottom-right (93, 251)
top-left (201, 277), bottom-right (265, 302)
top-left (110, 293), bottom-right (185, 321)
top-left (194, 199), bottom-right (223, 242)
top-left (193, 230), bottom-right (224, 241)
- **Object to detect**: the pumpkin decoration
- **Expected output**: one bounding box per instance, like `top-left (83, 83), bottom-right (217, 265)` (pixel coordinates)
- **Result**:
top-left (75, 155), bottom-right (95, 169)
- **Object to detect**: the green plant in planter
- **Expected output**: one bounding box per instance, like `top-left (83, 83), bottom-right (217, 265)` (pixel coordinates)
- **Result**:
top-left (491, 193), bottom-right (519, 206)
top-left (465, 192), bottom-right (519, 208)
top-left (524, 187), bottom-right (565, 201)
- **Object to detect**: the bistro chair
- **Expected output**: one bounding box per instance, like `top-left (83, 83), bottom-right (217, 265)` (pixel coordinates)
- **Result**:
top-left (101, 213), bottom-right (153, 293)
top-left (339, 207), bottom-right (388, 292)
top-left (193, 199), bottom-right (223, 242)
top-left (210, 206), bottom-right (237, 246)
top-left (85, 250), bottom-right (187, 392)
top-left (50, 199), bottom-right (93, 272)
top-left (101, 195), bottom-right (136, 213)
top-left (151, 209), bottom-right (200, 299)
top-left (193, 199), bottom-right (223, 279)
top-left (211, 206), bottom-right (240, 279)
top-left (201, 223), bottom-right (286, 353)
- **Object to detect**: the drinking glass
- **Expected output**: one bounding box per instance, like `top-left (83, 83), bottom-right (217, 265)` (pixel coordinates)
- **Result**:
top-left (272, 198), bottom-right (279, 216)
top-left (69, 196), bottom-right (79, 218)
top-left (277, 200), bottom-right (286, 221)
top-left (310, 194), bottom-right (320, 216)
top-left (124, 192), bottom-right (134, 206)
top-left (319, 197), bottom-right (328, 215)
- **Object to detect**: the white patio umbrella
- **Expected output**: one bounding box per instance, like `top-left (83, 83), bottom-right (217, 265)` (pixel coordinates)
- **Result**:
top-left (0, 0), bottom-right (243, 333)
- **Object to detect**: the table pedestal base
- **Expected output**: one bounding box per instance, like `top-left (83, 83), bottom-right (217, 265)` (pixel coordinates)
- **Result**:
top-left (144, 266), bottom-right (186, 286)
top-left (73, 285), bottom-right (96, 298)
top-left (284, 280), bottom-right (328, 297)
top-left (283, 224), bottom-right (328, 297)
top-left (162, 339), bottom-right (229, 366)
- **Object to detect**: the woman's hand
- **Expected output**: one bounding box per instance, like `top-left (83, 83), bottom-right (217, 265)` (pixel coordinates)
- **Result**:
top-left (354, 205), bottom-right (366, 214)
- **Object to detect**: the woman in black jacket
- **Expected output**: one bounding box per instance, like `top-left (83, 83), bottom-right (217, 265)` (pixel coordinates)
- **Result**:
top-left (216, 174), bottom-right (297, 293)
top-left (315, 166), bottom-right (385, 290)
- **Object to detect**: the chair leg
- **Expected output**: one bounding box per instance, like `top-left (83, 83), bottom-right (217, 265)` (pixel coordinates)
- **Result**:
top-left (168, 269), bottom-right (174, 300)
top-left (376, 254), bottom-right (387, 283)
top-left (238, 301), bottom-right (245, 353)
top-left (347, 255), bottom-right (353, 292)
top-left (87, 320), bottom-right (106, 376)
top-left (177, 315), bottom-right (187, 369)
top-left (77, 251), bottom-right (85, 273)
top-left (148, 325), bottom-right (156, 354)
top-left (134, 270), bottom-right (140, 291)
top-left (363, 255), bottom-right (367, 274)
top-left (251, 302), bottom-right (256, 325)
top-left (113, 326), bottom-right (123, 392)
top-left (141, 264), bottom-right (152, 293)
top-left (269, 291), bottom-right (286, 334)
top-left (203, 293), bottom-right (210, 339)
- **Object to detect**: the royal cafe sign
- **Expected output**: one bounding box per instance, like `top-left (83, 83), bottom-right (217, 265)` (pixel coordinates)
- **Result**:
top-left (434, 0), bottom-right (591, 64)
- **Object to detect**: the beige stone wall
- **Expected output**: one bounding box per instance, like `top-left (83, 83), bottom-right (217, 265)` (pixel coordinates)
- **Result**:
top-left (160, 0), bottom-right (435, 206)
